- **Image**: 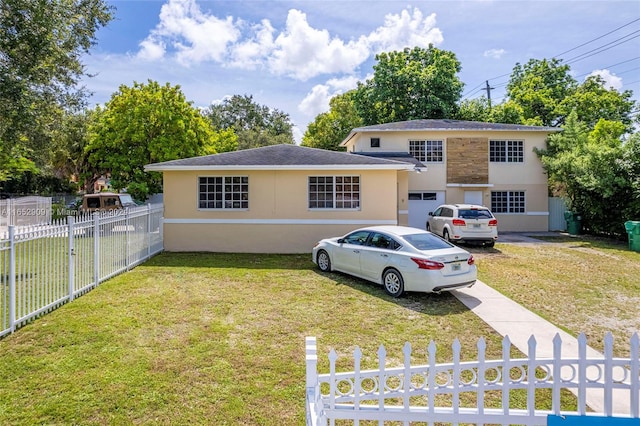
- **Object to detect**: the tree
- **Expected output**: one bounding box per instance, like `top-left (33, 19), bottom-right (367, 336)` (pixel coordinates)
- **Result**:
top-left (456, 98), bottom-right (527, 125)
top-left (505, 58), bottom-right (636, 129)
top-left (557, 75), bottom-right (636, 131)
top-left (302, 91), bottom-right (362, 151)
top-left (353, 46), bottom-right (463, 125)
top-left (49, 109), bottom-right (94, 184)
top-left (206, 95), bottom-right (294, 150)
top-left (0, 0), bottom-right (113, 182)
top-left (506, 58), bottom-right (576, 127)
top-left (86, 80), bottom-right (219, 200)
top-left (535, 111), bottom-right (638, 236)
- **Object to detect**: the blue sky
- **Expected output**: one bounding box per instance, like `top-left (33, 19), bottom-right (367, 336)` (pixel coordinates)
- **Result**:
top-left (81, 0), bottom-right (640, 141)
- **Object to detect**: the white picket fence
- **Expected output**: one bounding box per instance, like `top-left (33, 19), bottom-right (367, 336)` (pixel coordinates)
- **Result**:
top-left (0, 204), bottom-right (163, 337)
top-left (306, 333), bottom-right (640, 425)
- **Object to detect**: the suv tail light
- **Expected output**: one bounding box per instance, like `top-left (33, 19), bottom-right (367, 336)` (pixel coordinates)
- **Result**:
top-left (467, 255), bottom-right (475, 266)
top-left (452, 219), bottom-right (466, 226)
top-left (411, 258), bottom-right (445, 270)
top-left (489, 219), bottom-right (498, 226)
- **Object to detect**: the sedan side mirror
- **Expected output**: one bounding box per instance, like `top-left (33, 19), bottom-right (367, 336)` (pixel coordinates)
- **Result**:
top-left (428, 212), bottom-right (433, 216)
top-left (337, 238), bottom-right (345, 244)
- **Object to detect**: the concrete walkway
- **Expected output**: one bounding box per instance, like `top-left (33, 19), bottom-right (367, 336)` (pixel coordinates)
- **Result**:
top-left (452, 233), bottom-right (634, 416)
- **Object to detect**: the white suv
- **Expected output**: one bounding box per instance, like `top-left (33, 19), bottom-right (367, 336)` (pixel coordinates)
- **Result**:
top-left (427, 204), bottom-right (498, 247)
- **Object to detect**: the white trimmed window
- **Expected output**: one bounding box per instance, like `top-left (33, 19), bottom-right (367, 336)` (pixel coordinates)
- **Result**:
top-left (409, 140), bottom-right (443, 162)
top-left (491, 191), bottom-right (525, 213)
top-left (309, 176), bottom-right (360, 209)
top-left (490, 140), bottom-right (524, 162)
top-left (198, 176), bottom-right (248, 209)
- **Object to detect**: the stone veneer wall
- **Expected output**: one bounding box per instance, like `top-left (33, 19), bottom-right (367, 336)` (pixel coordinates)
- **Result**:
top-left (446, 138), bottom-right (489, 184)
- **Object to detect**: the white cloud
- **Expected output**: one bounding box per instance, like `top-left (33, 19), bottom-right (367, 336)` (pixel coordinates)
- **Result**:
top-left (138, 38), bottom-right (166, 61)
top-left (367, 8), bottom-right (443, 53)
top-left (136, 3), bottom-right (444, 81)
top-left (268, 9), bottom-right (370, 80)
top-left (298, 76), bottom-right (361, 117)
top-left (587, 69), bottom-right (623, 90)
top-left (229, 19), bottom-right (276, 69)
top-left (138, 0), bottom-right (240, 64)
top-left (483, 48), bottom-right (505, 59)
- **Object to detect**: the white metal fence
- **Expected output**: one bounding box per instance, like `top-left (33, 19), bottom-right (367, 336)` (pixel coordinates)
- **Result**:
top-left (0, 204), bottom-right (163, 337)
top-left (306, 333), bottom-right (640, 425)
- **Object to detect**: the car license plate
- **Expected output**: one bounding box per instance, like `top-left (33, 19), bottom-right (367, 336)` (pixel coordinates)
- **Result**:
top-left (452, 262), bottom-right (461, 271)
top-left (473, 224), bottom-right (481, 228)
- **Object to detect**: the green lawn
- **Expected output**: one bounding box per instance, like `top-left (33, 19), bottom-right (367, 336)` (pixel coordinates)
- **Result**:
top-left (474, 235), bottom-right (640, 356)
top-left (0, 237), bottom-right (635, 424)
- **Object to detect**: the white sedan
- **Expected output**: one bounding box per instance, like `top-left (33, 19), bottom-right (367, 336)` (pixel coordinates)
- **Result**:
top-left (312, 225), bottom-right (476, 297)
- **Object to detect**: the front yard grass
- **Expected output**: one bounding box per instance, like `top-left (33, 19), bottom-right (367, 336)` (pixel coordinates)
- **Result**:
top-left (1, 252), bottom-right (508, 425)
top-left (474, 235), bottom-right (639, 356)
top-left (0, 236), bottom-right (635, 424)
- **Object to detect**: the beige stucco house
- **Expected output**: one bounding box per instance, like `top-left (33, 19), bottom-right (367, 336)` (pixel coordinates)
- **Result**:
top-left (144, 144), bottom-right (416, 253)
top-left (341, 119), bottom-right (561, 232)
top-left (145, 119), bottom-right (560, 253)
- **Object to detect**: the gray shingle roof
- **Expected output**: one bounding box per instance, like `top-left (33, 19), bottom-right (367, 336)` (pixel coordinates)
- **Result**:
top-left (144, 144), bottom-right (413, 171)
top-left (352, 152), bottom-right (425, 167)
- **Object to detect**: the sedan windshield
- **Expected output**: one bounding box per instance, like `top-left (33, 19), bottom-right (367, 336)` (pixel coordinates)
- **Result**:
top-left (403, 233), bottom-right (454, 250)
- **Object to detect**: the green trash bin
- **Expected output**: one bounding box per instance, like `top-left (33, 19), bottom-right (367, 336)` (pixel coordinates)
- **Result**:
top-left (624, 221), bottom-right (640, 252)
top-left (564, 211), bottom-right (582, 235)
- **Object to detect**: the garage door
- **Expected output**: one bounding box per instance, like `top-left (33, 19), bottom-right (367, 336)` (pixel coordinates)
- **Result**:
top-left (408, 191), bottom-right (445, 229)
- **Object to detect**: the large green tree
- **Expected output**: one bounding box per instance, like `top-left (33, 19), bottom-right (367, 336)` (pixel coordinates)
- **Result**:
top-left (557, 75), bottom-right (636, 131)
top-left (301, 91), bottom-right (362, 151)
top-left (205, 94), bottom-right (294, 150)
top-left (505, 58), bottom-right (636, 130)
top-left (0, 0), bottom-right (113, 182)
top-left (506, 58), bottom-right (576, 126)
top-left (456, 98), bottom-right (526, 124)
top-left (86, 80), bottom-right (228, 200)
top-left (354, 45), bottom-right (463, 125)
top-left (535, 111), bottom-right (639, 235)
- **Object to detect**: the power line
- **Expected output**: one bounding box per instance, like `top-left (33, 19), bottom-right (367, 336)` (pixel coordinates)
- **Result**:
top-left (553, 17), bottom-right (640, 57)
top-left (564, 31), bottom-right (640, 65)
top-left (464, 19), bottom-right (640, 101)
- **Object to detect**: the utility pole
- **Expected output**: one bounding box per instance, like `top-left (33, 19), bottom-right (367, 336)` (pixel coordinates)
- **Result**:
top-left (485, 80), bottom-right (494, 108)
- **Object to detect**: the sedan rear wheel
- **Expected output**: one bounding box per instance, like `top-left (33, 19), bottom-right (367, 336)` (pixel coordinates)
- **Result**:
top-left (383, 268), bottom-right (404, 298)
top-left (316, 250), bottom-right (331, 272)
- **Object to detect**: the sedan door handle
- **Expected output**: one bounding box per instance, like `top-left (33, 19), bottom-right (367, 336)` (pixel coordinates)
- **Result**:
top-left (353, 250), bottom-right (360, 254)
top-left (380, 254), bottom-right (388, 257)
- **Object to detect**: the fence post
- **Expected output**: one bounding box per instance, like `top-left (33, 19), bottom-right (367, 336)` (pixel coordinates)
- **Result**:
top-left (125, 209), bottom-right (131, 270)
top-left (68, 216), bottom-right (75, 302)
top-left (93, 213), bottom-right (100, 286)
top-left (8, 226), bottom-right (16, 333)
top-left (305, 336), bottom-right (320, 426)
top-left (147, 204), bottom-right (151, 260)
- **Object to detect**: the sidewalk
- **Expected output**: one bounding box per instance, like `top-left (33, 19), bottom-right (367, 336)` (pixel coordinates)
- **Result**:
top-left (453, 279), bottom-right (633, 415)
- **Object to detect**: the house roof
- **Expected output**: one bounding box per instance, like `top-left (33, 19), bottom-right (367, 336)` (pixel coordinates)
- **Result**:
top-left (341, 119), bottom-right (562, 146)
top-left (352, 152), bottom-right (425, 168)
top-left (144, 144), bottom-right (415, 172)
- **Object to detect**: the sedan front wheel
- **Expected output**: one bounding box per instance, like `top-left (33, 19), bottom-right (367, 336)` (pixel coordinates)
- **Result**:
top-left (316, 250), bottom-right (331, 272)
top-left (383, 268), bottom-right (404, 298)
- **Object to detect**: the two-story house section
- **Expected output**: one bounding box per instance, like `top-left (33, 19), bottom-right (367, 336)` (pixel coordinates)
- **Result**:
top-left (341, 119), bottom-right (562, 232)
